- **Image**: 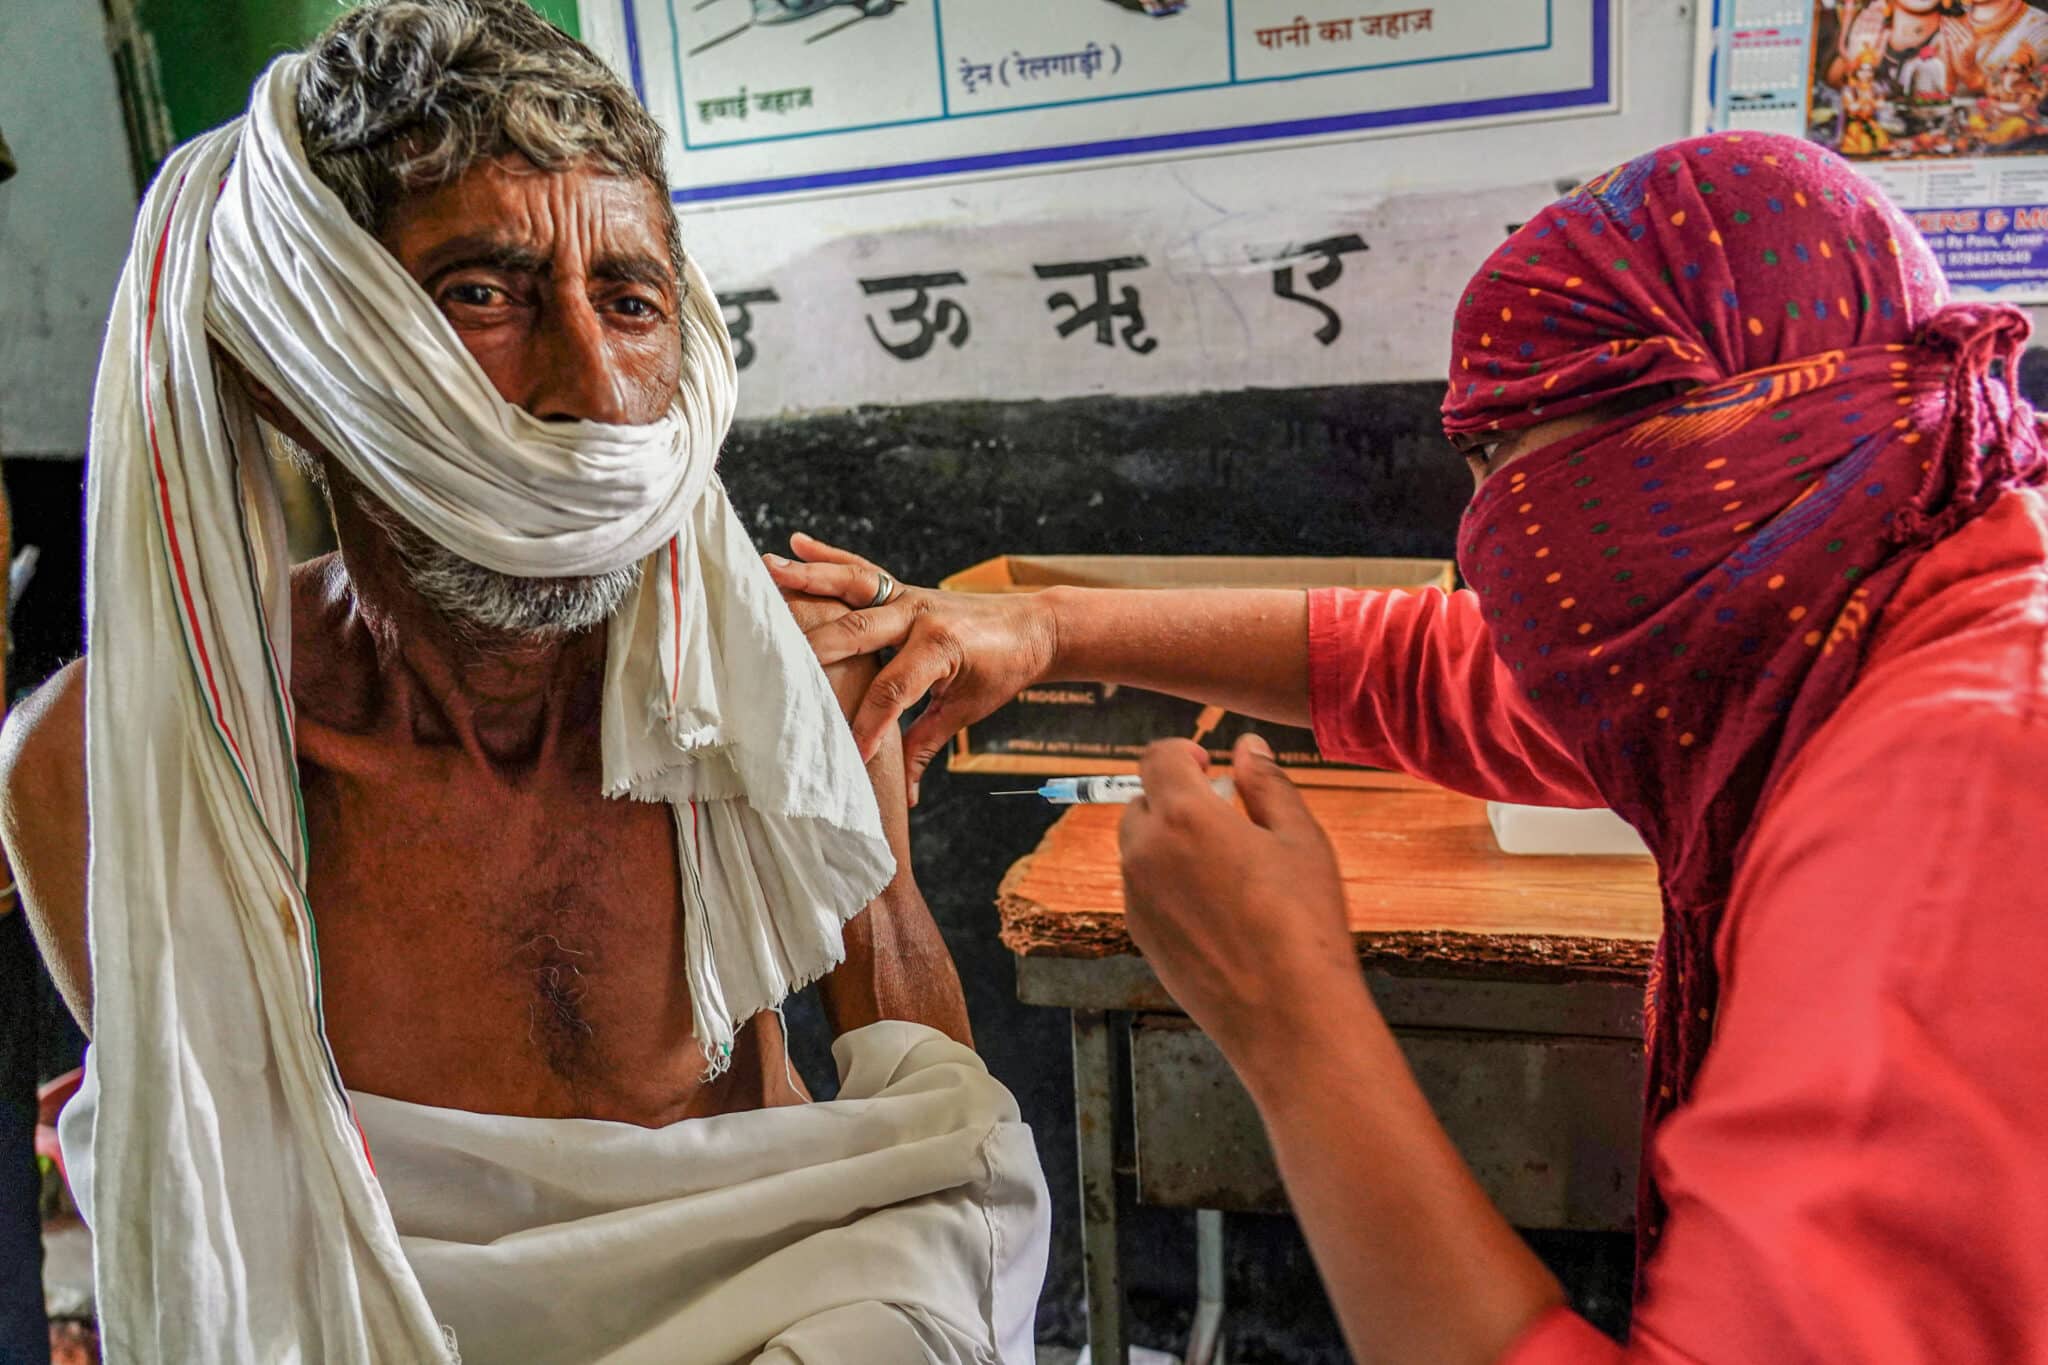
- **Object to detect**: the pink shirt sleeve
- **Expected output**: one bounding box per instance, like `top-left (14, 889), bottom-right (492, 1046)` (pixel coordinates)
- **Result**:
top-left (1498, 677), bottom-right (2048, 1362)
top-left (1498, 1308), bottom-right (1624, 1365)
top-left (1307, 586), bottom-right (1601, 806)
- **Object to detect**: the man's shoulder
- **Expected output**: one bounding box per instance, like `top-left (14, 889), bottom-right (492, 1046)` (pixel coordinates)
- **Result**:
top-left (0, 659), bottom-right (86, 936)
top-left (288, 553), bottom-right (382, 728)
top-left (0, 659), bottom-right (90, 1019)
top-left (3, 551), bottom-right (347, 778)
top-left (289, 551), bottom-right (351, 626)
top-left (0, 658), bottom-right (84, 809)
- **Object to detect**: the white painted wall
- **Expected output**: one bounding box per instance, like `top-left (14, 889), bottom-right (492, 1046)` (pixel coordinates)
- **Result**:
top-left (0, 0), bottom-right (138, 457)
top-left (586, 0), bottom-right (1710, 418)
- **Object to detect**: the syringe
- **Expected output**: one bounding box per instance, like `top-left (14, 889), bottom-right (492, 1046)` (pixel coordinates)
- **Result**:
top-left (992, 775), bottom-right (1236, 805)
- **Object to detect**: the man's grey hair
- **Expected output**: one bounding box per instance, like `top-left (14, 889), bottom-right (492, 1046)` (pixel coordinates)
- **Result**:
top-left (297, 0), bottom-right (682, 279)
top-left (277, 0), bottom-right (673, 638)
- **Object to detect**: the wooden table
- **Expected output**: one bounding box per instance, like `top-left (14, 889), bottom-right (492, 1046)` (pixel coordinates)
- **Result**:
top-left (997, 783), bottom-right (1662, 1364)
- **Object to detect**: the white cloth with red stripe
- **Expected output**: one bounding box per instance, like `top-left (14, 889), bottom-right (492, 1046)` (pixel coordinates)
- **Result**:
top-left (70, 53), bottom-right (985, 1361)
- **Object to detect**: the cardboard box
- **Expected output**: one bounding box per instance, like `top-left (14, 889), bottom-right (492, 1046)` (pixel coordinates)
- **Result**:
top-left (940, 554), bottom-right (1457, 788)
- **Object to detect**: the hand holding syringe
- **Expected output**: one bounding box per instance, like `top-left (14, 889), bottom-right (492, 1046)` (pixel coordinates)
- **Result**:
top-left (994, 774), bottom-right (1237, 805)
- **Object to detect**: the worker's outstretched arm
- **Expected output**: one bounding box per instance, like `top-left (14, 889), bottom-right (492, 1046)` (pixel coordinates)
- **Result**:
top-left (765, 534), bottom-right (1311, 797)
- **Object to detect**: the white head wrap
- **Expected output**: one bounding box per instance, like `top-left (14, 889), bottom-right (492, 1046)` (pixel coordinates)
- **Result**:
top-left (80, 56), bottom-right (891, 1358)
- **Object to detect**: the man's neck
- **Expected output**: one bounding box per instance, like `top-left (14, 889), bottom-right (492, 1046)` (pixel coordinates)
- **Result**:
top-left (327, 482), bottom-right (607, 769)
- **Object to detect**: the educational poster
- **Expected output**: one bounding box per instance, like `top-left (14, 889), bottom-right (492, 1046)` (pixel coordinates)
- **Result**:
top-left (595, 0), bottom-right (1614, 203)
top-left (1707, 0), bottom-right (2048, 299)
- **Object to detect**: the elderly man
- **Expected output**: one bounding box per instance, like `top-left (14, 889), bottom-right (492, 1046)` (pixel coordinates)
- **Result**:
top-left (0, 3), bottom-right (1047, 1361)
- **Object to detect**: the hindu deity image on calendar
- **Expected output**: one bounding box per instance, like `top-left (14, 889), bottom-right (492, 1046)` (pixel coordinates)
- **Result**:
top-left (1807, 0), bottom-right (2048, 159)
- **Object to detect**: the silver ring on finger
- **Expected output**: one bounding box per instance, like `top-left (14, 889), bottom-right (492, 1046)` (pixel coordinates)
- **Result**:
top-left (868, 570), bottom-right (898, 609)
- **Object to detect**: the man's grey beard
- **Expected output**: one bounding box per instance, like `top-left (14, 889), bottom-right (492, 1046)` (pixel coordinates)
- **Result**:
top-left (352, 489), bottom-right (641, 640)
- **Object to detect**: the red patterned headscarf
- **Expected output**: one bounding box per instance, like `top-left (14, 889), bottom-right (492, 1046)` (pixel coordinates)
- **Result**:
top-left (1444, 132), bottom-right (2046, 1280)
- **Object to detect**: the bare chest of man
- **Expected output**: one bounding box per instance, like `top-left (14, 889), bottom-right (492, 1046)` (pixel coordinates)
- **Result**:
top-left (297, 746), bottom-right (791, 1125)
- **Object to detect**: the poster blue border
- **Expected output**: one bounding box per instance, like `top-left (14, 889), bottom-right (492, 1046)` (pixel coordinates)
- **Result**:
top-left (617, 0), bottom-right (1612, 204)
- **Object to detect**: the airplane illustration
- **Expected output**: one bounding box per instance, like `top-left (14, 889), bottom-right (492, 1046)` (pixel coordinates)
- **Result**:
top-left (690, 0), bottom-right (1180, 56)
top-left (689, 0), bottom-right (904, 54)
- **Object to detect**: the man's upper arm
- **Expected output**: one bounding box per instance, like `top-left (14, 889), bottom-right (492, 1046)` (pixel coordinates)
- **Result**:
top-left (0, 658), bottom-right (91, 1032)
top-left (822, 715), bottom-right (972, 1048)
top-left (783, 589), bottom-right (972, 1046)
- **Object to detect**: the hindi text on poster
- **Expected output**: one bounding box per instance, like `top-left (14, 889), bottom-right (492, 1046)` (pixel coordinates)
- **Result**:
top-left (599, 0), bottom-right (1613, 203)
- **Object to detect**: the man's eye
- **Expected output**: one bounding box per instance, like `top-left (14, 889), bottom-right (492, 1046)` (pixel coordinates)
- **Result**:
top-left (1477, 441), bottom-right (1504, 464)
top-left (613, 296), bottom-right (663, 320)
top-left (443, 283), bottom-right (504, 308)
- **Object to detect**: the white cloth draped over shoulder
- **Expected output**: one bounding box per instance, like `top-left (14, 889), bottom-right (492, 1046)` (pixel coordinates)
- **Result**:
top-left (74, 53), bottom-right (1043, 1361)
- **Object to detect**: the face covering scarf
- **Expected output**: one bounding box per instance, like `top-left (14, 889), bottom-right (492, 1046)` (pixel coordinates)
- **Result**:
top-left (78, 56), bottom-right (904, 1358)
top-left (1444, 132), bottom-right (2046, 1279)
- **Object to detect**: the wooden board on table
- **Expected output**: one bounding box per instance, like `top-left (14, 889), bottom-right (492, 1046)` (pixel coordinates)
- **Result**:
top-left (998, 785), bottom-right (1662, 980)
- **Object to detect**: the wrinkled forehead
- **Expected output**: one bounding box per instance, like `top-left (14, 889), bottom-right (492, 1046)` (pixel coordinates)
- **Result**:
top-left (379, 153), bottom-right (682, 283)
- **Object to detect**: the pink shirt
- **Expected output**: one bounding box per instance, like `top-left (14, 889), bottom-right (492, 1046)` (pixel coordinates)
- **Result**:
top-left (1309, 490), bottom-right (2048, 1362)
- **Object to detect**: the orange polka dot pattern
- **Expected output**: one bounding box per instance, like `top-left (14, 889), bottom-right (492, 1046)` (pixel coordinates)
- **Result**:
top-left (1444, 132), bottom-right (1941, 440)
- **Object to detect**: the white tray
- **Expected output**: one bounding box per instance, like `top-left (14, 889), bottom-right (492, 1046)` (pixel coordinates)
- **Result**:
top-left (1486, 802), bottom-right (1652, 857)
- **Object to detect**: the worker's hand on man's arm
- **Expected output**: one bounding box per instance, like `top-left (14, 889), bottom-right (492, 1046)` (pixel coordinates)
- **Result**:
top-left (766, 534), bottom-right (1059, 800)
top-left (1119, 736), bottom-right (1563, 1365)
top-left (766, 533), bottom-right (1313, 801)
